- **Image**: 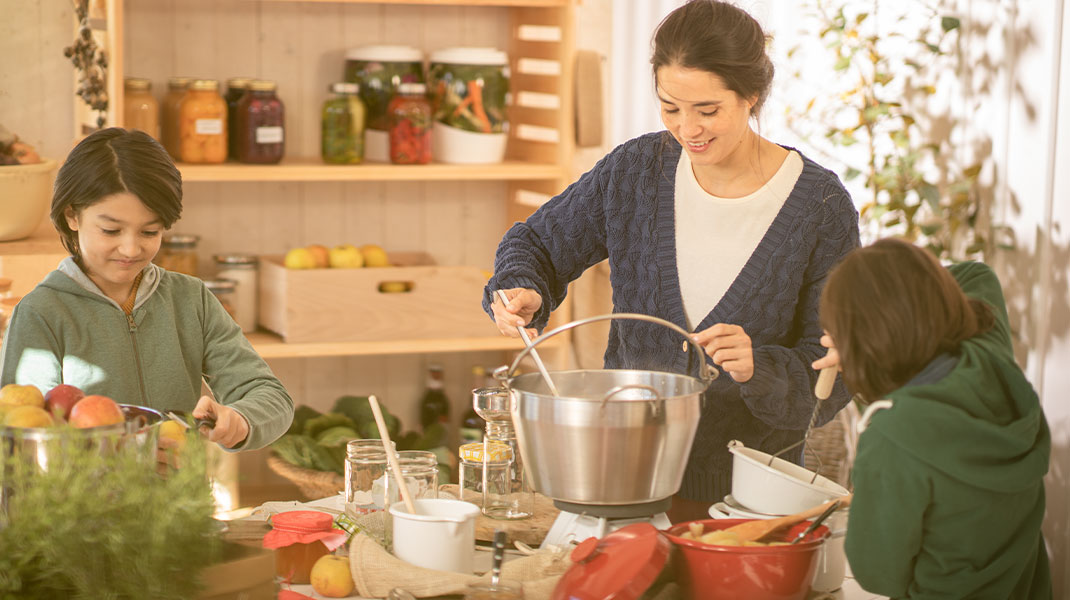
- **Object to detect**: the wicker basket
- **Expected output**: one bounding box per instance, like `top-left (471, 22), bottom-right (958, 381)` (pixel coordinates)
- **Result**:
top-left (267, 455), bottom-right (344, 500)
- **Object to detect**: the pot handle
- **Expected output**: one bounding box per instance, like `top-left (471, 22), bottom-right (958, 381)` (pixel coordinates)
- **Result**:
top-left (600, 384), bottom-right (662, 416)
top-left (497, 312), bottom-right (718, 385)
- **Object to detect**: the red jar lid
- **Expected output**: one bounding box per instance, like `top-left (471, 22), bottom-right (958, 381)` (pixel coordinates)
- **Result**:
top-left (262, 510), bottom-right (348, 550)
top-left (551, 523), bottom-right (671, 600)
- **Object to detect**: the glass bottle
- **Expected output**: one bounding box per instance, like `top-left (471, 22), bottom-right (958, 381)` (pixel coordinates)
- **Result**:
top-left (123, 77), bottom-right (158, 140)
top-left (224, 77), bottom-right (253, 161)
top-left (213, 254), bottom-right (258, 332)
top-left (154, 233), bottom-right (200, 276)
top-left (419, 364), bottom-right (450, 430)
top-left (161, 76), bottom-right (191, 160)
top-left (388, 82), bottom-right (432, 165)
top-left (321, 82), bottom-right (366, 164)
top-left (459, 366), bottom-right (486, 446)
top-left (237, 79), bottom-right (285, 164)
top-left (179, 79), bottom-right (227, 164)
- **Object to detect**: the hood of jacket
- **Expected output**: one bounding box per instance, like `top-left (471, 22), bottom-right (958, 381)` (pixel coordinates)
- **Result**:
top-left (48, 257), bottom-right (163, 311)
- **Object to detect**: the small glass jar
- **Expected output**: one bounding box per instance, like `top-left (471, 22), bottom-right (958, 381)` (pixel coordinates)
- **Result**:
top-left (463, 580), bottom-right (524, 600)
top-left (224, 77), bottom-right (253, 160)
top-left (458, 441), bottom-right (512, 509)
top-left (383, 450), bottom-right (439, 507)
top-left (321, 82), bottom-right (366, 164)
top-left (155, 233), bottom-right (200, 276)
top-left (344, 439), bottom-right (396, 511)
top-left (213, 254), bottom-right (258, 332)
top-left (237, 79), bottom-right (285, 164)
top-left (265, 511), bottom-right (337, 584)
top-left (179, 79), bottom-right (227, 164)
top-left (388, 82), bottom-right (432, 165)
top-left (474, 387), bottom-right (534, 520)
top-left (161, 76), bottom-right (192, 159)
top-left (203, 278), bottom-right (238, 321)
top-left (123, 77), bottom-right (159, 140)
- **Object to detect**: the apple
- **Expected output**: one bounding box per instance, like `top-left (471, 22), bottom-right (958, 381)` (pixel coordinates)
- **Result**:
top-left (309, 554), bottom-right (354, 598)
top-left (306, 244), bottom-right (331, 269)
top-left (0, 383), bottom-right (46, 409)
top-left (360, 244), bottom-right (391, 268)
top-left (45, 383), bottom-right (85, 421)
top-left (328, 244), bottom-right (364, 269)
top-left (69, 395), bottom-right (125, 429)
top-left (3, 405), bottom-right (54, 428)
top-left (284, 247), bottom-right (317, 270)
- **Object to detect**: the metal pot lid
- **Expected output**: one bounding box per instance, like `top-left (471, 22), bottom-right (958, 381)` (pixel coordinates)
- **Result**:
top-left (551, 523), bottom-right (670, 600)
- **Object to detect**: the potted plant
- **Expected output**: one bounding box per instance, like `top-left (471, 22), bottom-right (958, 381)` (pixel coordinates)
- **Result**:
top-left (0, 125), bottom-right (57, 242)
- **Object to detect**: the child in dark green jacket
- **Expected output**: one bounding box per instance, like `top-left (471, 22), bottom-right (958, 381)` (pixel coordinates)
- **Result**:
top-left (813, 238), bottom-right (1051, 599)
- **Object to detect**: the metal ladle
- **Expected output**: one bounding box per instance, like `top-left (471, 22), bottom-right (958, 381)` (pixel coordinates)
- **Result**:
top-left (495, 289), bottom-right (560, 397)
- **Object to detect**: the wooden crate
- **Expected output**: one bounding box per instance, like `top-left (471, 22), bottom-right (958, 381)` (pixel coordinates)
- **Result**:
top-left (258, 252), bottom-right (500, 343)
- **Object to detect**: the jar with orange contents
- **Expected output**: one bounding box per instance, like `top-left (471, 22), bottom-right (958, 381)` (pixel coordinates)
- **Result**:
top-left (179, 79), bottom-right (227, 164)
top-left (261, 511), bottom-right (348, 584)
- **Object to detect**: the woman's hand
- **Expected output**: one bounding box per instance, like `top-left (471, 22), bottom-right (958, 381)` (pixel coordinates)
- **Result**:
top-left (491, 288), bottom-right (542, 339)
top-left (193, 395), bottom-right (250, 449)
top-left (693, 323), bottom-right (754, 383)
top-left (811, 333), bottom-right (841, 372)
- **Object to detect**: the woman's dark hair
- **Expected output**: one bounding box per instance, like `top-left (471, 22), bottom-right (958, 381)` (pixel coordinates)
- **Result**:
top-left (820, 238), bottom-right (995, 403)
top-left (651, 0), bottom-right (775, 117)
top-left (51, 127), bottom-right (182, 260)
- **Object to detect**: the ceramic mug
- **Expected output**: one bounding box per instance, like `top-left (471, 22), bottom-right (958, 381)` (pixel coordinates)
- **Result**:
top-left (390, 498), bottom-right (480, 573)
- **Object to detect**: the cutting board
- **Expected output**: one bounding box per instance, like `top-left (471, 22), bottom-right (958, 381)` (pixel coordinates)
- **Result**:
top-left (440, 484), bottom-right (559, 547)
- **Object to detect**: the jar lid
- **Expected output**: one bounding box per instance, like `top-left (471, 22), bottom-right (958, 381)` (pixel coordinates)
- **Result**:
top-left (124, 77), bottom-right (152, 91)
top-left (429, 47), bottom-right (508, 66)
top-left (397, 82), bottom-right (427, 95)
top-left (0, 277), bottom-right (12, 292)
top-left (262, 510), bottom-right (349, 551)
top-left (202, 278), bottom-right (237, 292)
top-left (168, 76), bottom-right (193, 89)
top-left (226, 76), bottom-right (253, 90)
top-left (162, 233), bottom-right (200, 247)
top-left (551, 523), bottom-right (671, 600)
top-left (345, 45), bottom-right (424, 62)
top-left (248, 79), bottom-right (277, 92)
top-left (459, 441), bottom-right (512, 462)
top-left (214, 254), bottom-right (258, 265)
top-left (330, 82), bottom-right (360, 95)
top-left (190, 79), bottom-right (219, 91)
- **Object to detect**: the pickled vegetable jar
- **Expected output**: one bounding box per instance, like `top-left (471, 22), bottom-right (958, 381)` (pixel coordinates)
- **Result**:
top-left (224, 77), bottom-right (252, 161)
top-left (161, 76), bottom-right (191, 159)
top-left (237, 79), bottom-right (285, 164)
top-left (179, 79), bottom-right (227, 164)
top-left (428, 47), bottom-right (509, 164)
top-left (123, 77), bottom-right (159, 140)
top-left (388, 82), bottom-right (431, 165)
top-left (321, 82), bottom-right (365, 164)
top-left (344, 45), bottom-right (424, 161)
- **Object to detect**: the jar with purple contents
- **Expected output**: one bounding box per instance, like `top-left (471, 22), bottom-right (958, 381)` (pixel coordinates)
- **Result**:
top-left (237, 79), bottom-right (285, 164)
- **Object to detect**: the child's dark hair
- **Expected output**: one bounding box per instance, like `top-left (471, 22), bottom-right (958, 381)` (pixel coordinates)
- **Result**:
top-left (820, 238), bottom-right (994, 403)
top-left (51, 127), bottom-right (182, 260)
top-left (651, 0), bottom-right (775, 117)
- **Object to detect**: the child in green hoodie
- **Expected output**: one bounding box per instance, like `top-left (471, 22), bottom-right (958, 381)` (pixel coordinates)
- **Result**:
top-left (812, 238), bottom-right (1051, 599)
top-left (0, 128), bottom-right (293, 451)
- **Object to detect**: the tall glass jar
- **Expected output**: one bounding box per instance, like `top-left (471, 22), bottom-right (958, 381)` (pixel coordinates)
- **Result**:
top-left (344, 45), bottom-right (424, 161)
top-left (154, 233), bottom-right (200, 276)
top-left (388, 82), bottom-right (432, 165)
top-left (123, 77), bottom-right (159, 140)
top-left (203, 278), bottom-right (238, 322)
top-left (473, 387), bottom-right (534, 520)
top-left (321, 82), bottom-right (365, 164)
top-left (224, 77), bottom-right (253, 161)
top-left (179, 79), bottom-right (227, 164)
top-left (161, 76), bottom-right (191, 160)
top-left (237, 79), bottom-right (285, 164)
top-left (428, 47), bottom-right (510, 164)
top-left (213, 254), bottom-right (258, 332)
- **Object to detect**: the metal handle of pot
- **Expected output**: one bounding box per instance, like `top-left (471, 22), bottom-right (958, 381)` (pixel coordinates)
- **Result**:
top-left (601, 384), bottom-right (662, 416)
top-left (500, 312), bottom-right (718, 385)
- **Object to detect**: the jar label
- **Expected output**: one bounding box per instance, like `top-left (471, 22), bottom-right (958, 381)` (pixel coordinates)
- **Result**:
top-left (195, 118), bottom-right (223, 135)
top-left (256, 126), bottom-right (284, 144)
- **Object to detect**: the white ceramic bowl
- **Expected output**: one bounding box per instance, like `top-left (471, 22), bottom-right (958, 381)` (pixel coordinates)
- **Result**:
top-left (0, 159), bottom-right (57, 241)
top-left (727, 439), bottom-right (849, 516)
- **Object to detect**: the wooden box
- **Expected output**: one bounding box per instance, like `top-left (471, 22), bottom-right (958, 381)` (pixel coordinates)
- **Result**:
top-left (258, 252), bottom-right (500, 343)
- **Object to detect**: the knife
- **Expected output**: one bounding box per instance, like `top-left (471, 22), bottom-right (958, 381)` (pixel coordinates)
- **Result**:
top-left (789, 499), bottom-right (841, 545)
top-left (166, 410), bottom-right (216, 431)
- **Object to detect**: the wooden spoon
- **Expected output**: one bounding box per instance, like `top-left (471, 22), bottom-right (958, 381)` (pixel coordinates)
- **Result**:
top-left (722, 494), bottom-right (853, 543)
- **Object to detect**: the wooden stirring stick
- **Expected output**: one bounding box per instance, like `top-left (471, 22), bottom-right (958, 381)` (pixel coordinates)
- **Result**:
top-left (815, 365), bottom-right (837, 400)
top-left (722, 494), bottom-right (853, 543)
top-left (368, 395), bottom-right (418, 516)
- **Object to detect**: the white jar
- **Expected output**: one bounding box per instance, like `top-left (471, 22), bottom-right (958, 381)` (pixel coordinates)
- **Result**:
top-left (213, 254), bottom-right (258, 332)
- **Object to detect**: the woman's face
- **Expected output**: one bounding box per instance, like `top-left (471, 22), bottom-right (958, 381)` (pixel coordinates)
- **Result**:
top-left (65, 192), bottom-right (164, 299)
top-left (656, 64), bottom-right (756, 170)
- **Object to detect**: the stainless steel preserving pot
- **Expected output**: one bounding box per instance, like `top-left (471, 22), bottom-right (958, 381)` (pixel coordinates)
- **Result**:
top-left (495, 313), bottom-right (716, 506)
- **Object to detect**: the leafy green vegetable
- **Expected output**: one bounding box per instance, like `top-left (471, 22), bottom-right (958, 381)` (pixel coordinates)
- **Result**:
top-left (288, 404), bottom-right (323, 436)
top-left (332, 395), bottom-right (400, 440)
top-left (303, 413), bottom-right (355, 441)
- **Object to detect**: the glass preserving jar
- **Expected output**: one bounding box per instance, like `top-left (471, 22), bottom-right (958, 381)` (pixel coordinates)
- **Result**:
top-left (458, 441), bottom-right (512, 509)
top-left (321, 82), bottom-right (365, 164)
top-left (344, 45), bottom-right (424, 161)
top-left (224, 77), bottom-right (253, 160)
top-left (161, 76), bottom-right (191, 159)
top-left (179, 79), bottom-right (227, 164)
top-left (428, 47), bottom-right (510, 164)
top-left (154, 233), bottom-right (200, 276)
top-left (123, 77), bottom-right (159, 140)
top-left (203, 278), bottom-right (238, 321)
top-left (388, 82), bottom-right (432, 165)
top-left (263, 511), bottom-right (345, 584)
top-left (237, 79), bottom-right (285, 164)
top-left (213, 254), bottom-right (258, 332)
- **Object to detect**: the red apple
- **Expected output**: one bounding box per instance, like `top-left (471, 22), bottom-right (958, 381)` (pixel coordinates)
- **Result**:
top-left (44, 384), bottom-right (85, 421)
top-left (69, 395), bottom-right (125, 429)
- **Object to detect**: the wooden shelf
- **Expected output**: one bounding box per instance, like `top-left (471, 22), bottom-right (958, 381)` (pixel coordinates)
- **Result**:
top-left (258, 0), bottom-right (570, 6)
top-left (246, 328), bottom-right (566, 359)
top-left (0, 220), bottom-right (64, 257)
top-left (179, 159), bottom-right (566, 183)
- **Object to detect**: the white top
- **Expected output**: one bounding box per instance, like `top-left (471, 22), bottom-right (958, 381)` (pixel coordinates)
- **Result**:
top-left (675, 149), bottom-right (803, 329)
top-left (345, 45), bottom-right (423, 62)
top-left (429, 47), bottom-right (508, 66)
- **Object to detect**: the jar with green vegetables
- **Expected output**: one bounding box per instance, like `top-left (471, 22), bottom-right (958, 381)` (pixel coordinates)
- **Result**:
top-left (428, 47), bottom-right (510, 164)
top-left (321, 82), bottom-right (365, 164)
top-left (344, 45), bottom-right (424, 161)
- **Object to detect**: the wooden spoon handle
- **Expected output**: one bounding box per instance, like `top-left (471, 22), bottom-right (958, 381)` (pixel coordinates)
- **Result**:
top-left (815, 365), bottom-right (837, 400)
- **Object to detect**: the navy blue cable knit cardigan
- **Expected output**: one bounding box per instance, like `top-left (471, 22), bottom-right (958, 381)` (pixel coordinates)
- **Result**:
top-left (483, 132), bottom-right (861, 503)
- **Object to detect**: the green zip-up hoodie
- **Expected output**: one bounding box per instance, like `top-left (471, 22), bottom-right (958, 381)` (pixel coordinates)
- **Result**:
top-left (845, 261), bottom-right (1051, 599)
top-left (0, 259), bottom-right (293, 450)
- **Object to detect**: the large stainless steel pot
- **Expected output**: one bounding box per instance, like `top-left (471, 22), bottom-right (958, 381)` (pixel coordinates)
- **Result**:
top-left (496, 313), bottom-right (716, 506)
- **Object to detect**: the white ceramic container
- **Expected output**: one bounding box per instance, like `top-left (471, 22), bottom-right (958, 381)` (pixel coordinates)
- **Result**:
top-left (390, 498), bottom-right (479, 573)
top-left (727, 439), bottom-right (849, 516)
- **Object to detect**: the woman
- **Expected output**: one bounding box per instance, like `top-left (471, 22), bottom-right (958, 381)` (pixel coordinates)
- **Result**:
top-left (814, 238), bottom-right (1051, 599)
top-left (485, 0), bottom-right (860, 521)
top-left (0, 127), bottom-right (293, 450)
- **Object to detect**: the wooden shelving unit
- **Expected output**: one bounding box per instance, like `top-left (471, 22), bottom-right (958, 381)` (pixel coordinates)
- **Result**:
top-left (179, 159), bottom-right (565, 182)
top-left (246, 328), bottom-right (566, 359)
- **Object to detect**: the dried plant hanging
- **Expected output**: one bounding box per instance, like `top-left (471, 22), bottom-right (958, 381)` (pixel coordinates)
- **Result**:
top-left (65, 0), bottom-right (109, 130)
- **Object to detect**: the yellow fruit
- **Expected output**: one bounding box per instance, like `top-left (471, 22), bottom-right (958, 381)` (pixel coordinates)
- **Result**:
top-left (309, 554), bottom-right (354, 598)
top-left (0, 383), bottom-right (45, 409)
top-left (306, 244), bottom-right (331, 269)
top-left (159, 420), bottom-right (187, 449)
top-left (3, 405), bottom-right (54, 428)
top-left (360, 244), bottom-right (390, 268)
top-left (328, 244), bottom-right (364, 269)
top-left (284, 247), bottom-right (317, 269)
